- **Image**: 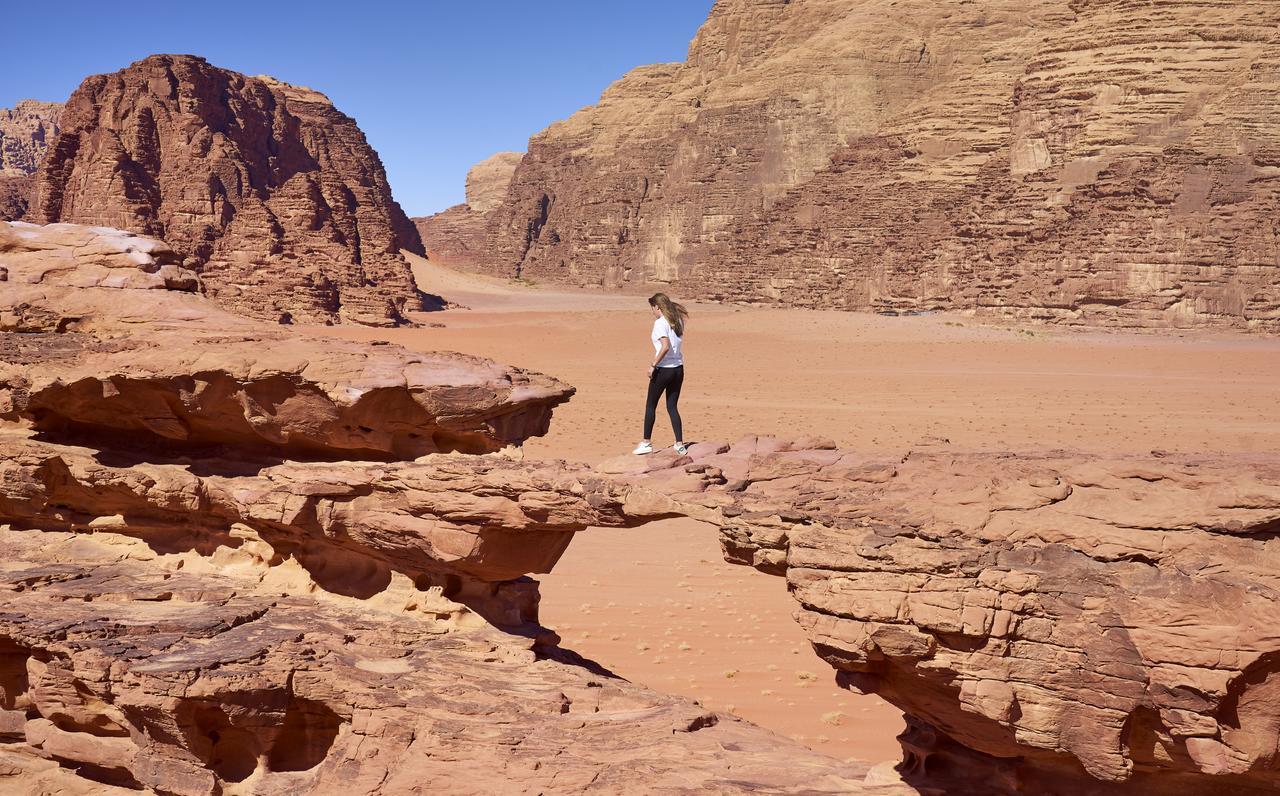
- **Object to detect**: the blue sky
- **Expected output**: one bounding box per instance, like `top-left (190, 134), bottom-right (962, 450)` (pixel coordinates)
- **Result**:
top-left (0, 1), bottom-right (714, 216)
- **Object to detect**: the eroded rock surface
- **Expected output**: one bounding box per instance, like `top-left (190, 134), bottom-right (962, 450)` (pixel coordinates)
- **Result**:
top-left (0, 221), bottom-right (570, 457)
top-left (453, 0), bottom-right (1280, 329)
top-left (0, 221), bottom-right (903, 794)
top-left (10, 217), bottom-right (1278, 794)
top-left (29, 55), bottom-right (424, 326)
top-left (608, 439), bottom-right (1280, 794)
top-left (0, 101), bottom-right (60, 179)
top-left (0, 101), bottom-right (62, 222)
top-left (413, 152), bottom-right (522, 269)
top-left (0, 527), bottom-right (885, 796)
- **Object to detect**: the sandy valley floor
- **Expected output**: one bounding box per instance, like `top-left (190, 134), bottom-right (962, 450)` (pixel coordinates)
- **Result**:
top-left (311, 255), bottom-right (1280, 765)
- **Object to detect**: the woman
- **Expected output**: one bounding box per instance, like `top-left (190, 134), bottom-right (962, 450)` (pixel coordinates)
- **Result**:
top-left (633, 293), bottom-right (689, 456)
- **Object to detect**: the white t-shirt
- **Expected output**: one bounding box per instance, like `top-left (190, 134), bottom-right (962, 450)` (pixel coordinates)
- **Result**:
top-left (652, 315), bottom-right (684, 367)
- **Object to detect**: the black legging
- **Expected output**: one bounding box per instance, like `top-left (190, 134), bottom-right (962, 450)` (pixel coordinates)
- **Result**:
top-left (644, 366), bottom-right (684, 441)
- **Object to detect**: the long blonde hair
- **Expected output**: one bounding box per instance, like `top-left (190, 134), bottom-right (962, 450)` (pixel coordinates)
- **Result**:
top-left (649, 293), bottom-right (688, 337)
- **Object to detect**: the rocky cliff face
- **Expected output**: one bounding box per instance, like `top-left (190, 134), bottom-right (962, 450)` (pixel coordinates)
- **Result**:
top-left (607, 441), bottom-right (1280, 794)
top-left (462, 0), bottom-right (1280, 330)
top-left (29, 55), bottom-right (425, 326)
top-left (413, 152), bottom-right (522, 268)
top-left (0, 101), bottom-right (62, 221)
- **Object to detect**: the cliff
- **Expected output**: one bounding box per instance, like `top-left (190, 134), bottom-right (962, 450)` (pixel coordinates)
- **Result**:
top-left (0, 221), bottom-right (896, 794)
top-left (455, 0), bottom-right (1280, 330)
top-left (4, 220), bottom-right (1279, 793)
top-left (609, 440), bottom-right (1280, 794)
top-left (0, 100), bottom-right (62, 221)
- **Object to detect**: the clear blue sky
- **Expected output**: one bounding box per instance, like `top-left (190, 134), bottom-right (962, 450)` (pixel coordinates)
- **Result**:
top-left (0, 1), bottom-right (714, 217)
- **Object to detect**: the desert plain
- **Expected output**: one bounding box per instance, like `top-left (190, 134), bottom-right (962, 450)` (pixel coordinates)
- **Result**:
top-left (311, 255), bottom-right (1280, 765)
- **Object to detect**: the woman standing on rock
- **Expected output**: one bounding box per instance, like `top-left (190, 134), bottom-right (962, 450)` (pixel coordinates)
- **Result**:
top-left (634, 293), bottom-right (689, 456)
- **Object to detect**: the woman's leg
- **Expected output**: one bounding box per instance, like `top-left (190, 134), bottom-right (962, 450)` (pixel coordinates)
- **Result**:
top-left (643, 370), bottom-right (665, 440)
top-left (665, 367), bottom-right (684, 441)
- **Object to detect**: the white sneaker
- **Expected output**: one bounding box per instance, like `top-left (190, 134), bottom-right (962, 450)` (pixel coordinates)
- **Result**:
top-left (674, 442), bottom-right (689, 456)
top-left (632, 441), bottom-right (654, 455)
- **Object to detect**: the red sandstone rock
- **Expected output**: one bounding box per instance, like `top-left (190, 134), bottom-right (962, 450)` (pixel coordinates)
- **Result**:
top-left (29, 55), bottom-right (425, 326)
top-left (0, 175), bottom-right (32, 223)
top-left (0, 527), bottom-right (888, 795)
top-left (0, 222), bottom-right (569, 457)
top-left (0, 100), bottom-right (62, 222)
top-left (450, 0), bottom-right (1280, 329)
top-left (10, 218), bottom-right (1280, 793)
top-left (618, 438), bottom-right (1280, 794)
top-left (0, 101), bottom-right (60, 178)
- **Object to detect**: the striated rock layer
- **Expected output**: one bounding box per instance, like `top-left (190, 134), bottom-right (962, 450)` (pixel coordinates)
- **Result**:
top-left (0, 222), bottom-right (899, 793)
top-left (412, 152), bottom-right (522, 269)
top-left (0, 222), bottom-right (571, 457)
top-left (29, 55), bottom-right (425, 326)
top-left (0, 101), bottom-right (62, 222)
top-left (461, 0), bottom-right (1280, 330)
top-left (607, 440), bottom-right (1280, 794)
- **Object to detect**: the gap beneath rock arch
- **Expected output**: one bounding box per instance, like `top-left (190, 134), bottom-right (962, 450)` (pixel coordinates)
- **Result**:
top-left (538, 515), bottom-right (906, 764)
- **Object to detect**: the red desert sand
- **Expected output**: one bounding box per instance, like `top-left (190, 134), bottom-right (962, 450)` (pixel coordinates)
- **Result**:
top-left (311, 253), bottom-right (1280, 765)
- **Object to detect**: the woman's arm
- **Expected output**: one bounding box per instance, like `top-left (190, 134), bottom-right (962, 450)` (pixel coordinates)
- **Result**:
top-left (650, 337), bottom-right (671, 374)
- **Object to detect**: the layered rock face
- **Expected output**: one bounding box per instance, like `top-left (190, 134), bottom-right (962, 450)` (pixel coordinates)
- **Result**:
top-left (0, 222), bottom-right (894, 794)
top-left (0, 222), bottom-right (569, 457)
top-left (413, 152), bottom-right (522, 268)
top-left (608, 440), bottom-right (1280, 794)
top-left (0, 101), bottom-right (62, 221)
top-left (29, 55), bottom-right (425, 326)
top-left (464, 0), bottom-right (1280, 329)
top-left (0, 101), bottom-right (60, 177)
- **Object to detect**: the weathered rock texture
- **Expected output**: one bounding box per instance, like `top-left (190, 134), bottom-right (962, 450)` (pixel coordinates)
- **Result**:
top-left (412, 152), bottom-right (522, 268)
top-left (0, 222), bottom-right (898, 794)
top-left (606, 439), bottom-right (1280, 794)
top-left (0, 101), bottom-right (62, 221)
top-left (0, 525), bottom-right (888, 795)
top-left (0, 176), bottom-right (34, 224)
top-left (0, 222), bottom-right (570, 457)
top-left (29, 55), bottom-right (425, 326)
top-left (0, 101), bottom-right (60, 177)
top-left (460, 0), bottom-right (1280, 330)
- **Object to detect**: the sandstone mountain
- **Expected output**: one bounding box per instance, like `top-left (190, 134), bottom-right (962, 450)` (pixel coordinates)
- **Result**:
top-left (29, 55), bottom-right (425, 327)
top-left (443, 0), bottom-right (1280, 330)
top-left (0, 100), bottom-right (62, 221)
top-left (413, 151), bottom-right (522, 268)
